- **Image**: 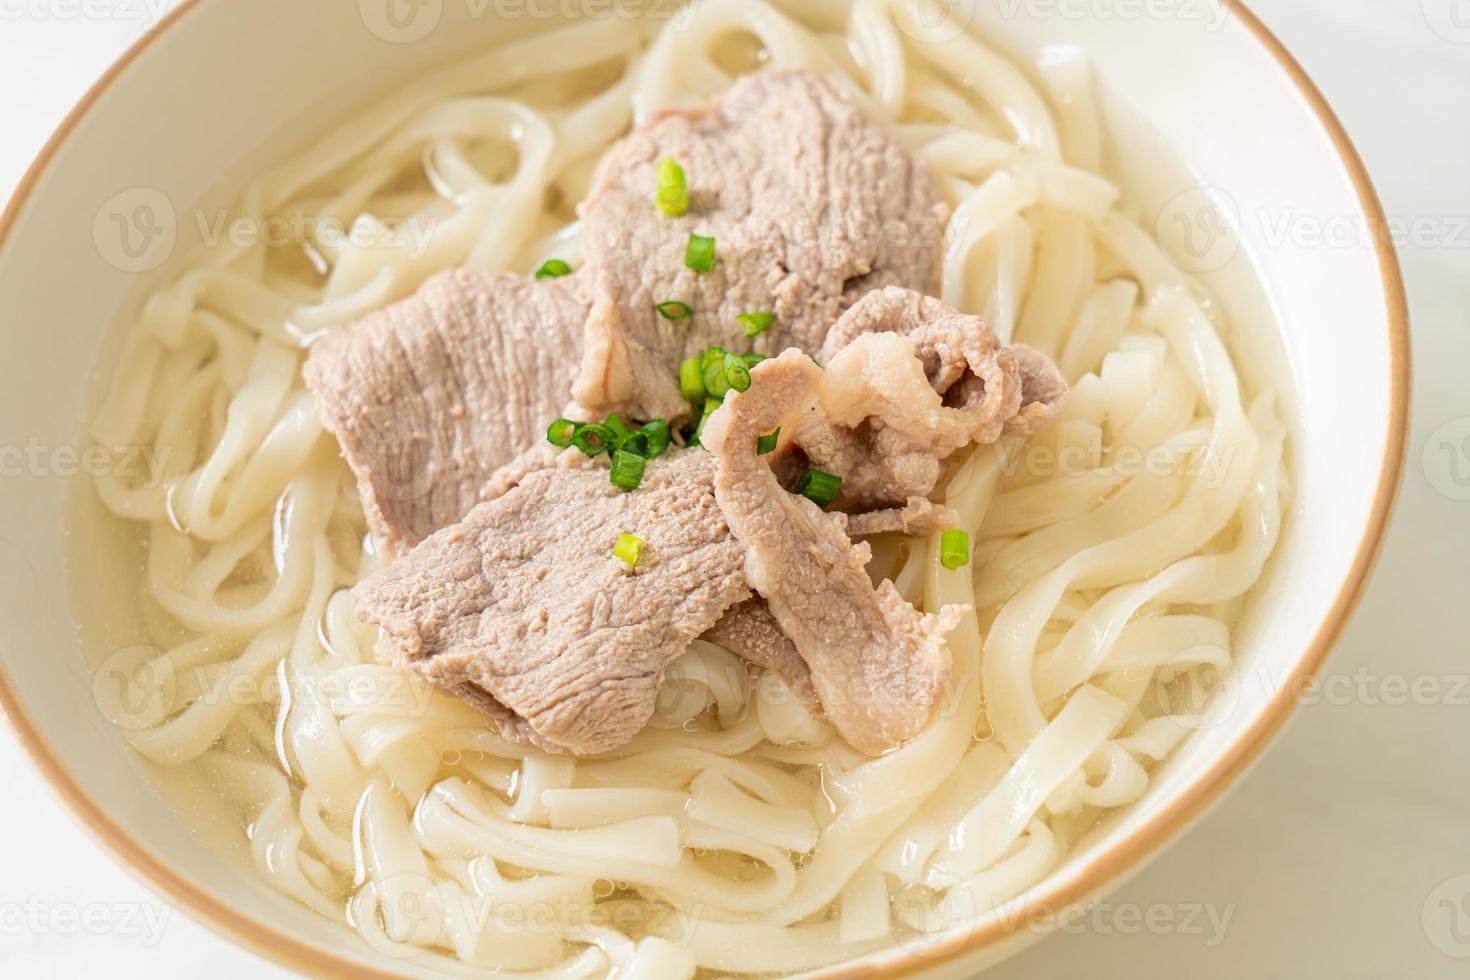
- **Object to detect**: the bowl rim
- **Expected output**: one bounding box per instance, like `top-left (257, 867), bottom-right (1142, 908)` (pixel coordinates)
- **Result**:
top-left (0, 1), bottom-right (1410, 977)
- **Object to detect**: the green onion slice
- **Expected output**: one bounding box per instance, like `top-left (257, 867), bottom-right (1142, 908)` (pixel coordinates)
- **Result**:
top-left (756, 427), bottom-right (780, 456)
top-left (618, 431), bottom-right (650, 458)
top-left (741, 352), bottom-right (767, 369)
top-left (796, 468), bottom-right (843, 507)
top-left (571, 422), bottom-right (616, 458)
top-left (604, 414), bottom-right (632, 443)
top-left (703, 351), bottom-right (732, 397)
top-left (656, 157), bottom-right (688, 217)
top-left (534, 259), bottom-right (572, 280)
top-left (939, 529), bottom-right (971, 570)
top-left (610, 450), bottom-right (647, 491)
top-left (723, 352), bottom-right (751, 393)
top-left (678, 355), bottom-right (706, 403)
top-left (685, 234), bottom-right (716, 272)
top-left (614, 532), bottom-right (644, 568)
top-left (737, 311), bottom-right (776, 337)
top-left (655, 300), bottom-right (693, 320)
top-left (546, 418), bottom-right (577, 448)
top-left (638, 419), bottom-right (671, 459)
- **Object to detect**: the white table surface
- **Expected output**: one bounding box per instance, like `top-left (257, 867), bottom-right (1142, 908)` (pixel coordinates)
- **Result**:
top-left (1, 2), bottom-right (1465, 977)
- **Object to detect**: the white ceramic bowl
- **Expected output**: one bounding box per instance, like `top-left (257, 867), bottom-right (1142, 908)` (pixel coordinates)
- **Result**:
top-left (0, 1), bottom-right (1407, 977)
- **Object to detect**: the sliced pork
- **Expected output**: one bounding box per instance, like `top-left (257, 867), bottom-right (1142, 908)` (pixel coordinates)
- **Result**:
top-left (304, 270), bottom-right (590, 558)
top-left (797, 287), bottom-right (1068, 510)
top-left (575, 70), bottom-right (948, 420)
top-left (701, 350), bottom-right (969, 755)
top-left (308, 72), bottom-right (949, 556)
top-left (844, 497), bottom-right (960, 538)
top-left (353, 451), bottom-right (750, 755)
top-left (703, 601), bottom-right (817, 707)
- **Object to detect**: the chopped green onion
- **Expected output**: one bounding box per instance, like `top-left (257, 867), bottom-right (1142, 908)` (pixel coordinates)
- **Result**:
top-left (796, 468), bottom-right (843, 507)
top-left (689, 346), bottom-right (724, 397)
top-left (700, 346), bottom-right (727, 372)
top-left (741, 352), bottom-right (767, 369)
top-left (535, 259), bottom-right (572, 280)
top-left (756, 427), bottom-right (780, 456)
top-left (723, 352), bottom-right (751, 393)
top-left (604, 414), bottom-right (632, 444)
top-left (618, 430), bottom-right (651, 458)
top-left (614, 532), bottom-right (644, 568)
top-left (692, 397), bottom-right (722, 446)
top-left (656, 157), bottom-right (688, 217)
top-left (610, 450), bottom-right (647, 491)
top-left (546, 418), bottom-right (577, 448)
top-left (703, 359), bottom-right (731, 397)
top-left (685, 234), bottom-right (716, 272)
top-left (939, 529), bottom-right (971, 570)
top-left (638, 419), bottom-right (671, 458)
top-left (571, 422), bottom-right (616, 457)
top-left (699, 346), bottom-right (731, 398)
top-left (737, 311), bottom-right (776, 337)
top-left (655, 300), bottom-right (693, 320)
top-left (679, 355), bottom-right (706, 403)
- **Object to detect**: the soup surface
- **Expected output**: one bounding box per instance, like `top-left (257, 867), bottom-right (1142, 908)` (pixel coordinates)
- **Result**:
top-left (76, 1), bottom-right (1287, 975)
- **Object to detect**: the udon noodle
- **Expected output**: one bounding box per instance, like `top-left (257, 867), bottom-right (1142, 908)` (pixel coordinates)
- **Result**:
top-left (82, 0), bottom-right (1287, 975)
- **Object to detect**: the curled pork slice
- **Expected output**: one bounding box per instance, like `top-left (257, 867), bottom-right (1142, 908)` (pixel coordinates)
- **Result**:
top-left (305, 270), bottom-right (590, 559)
top-left (353, 451), bottom-right (750, 755)
top-left (796, 287), bottom-right (1068, 510)
top-left (576, 70), bottom-right (947, 420)
top-left (701, 350), bottom-right (968, 755)
top-left (703, 601), bottom-right (817, 707)
top-left (844, 497), bottom-right (960, 538)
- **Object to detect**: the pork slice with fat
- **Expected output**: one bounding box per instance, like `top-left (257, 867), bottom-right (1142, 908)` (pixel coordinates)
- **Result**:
top-left (575, 70), bottom-right (947, 419)
top-left (304, 269), bottom-right (590, 559)
top-left (353, 450), bottom-right (750, 755)
top-left (701, 350), bottom-right (968, 754)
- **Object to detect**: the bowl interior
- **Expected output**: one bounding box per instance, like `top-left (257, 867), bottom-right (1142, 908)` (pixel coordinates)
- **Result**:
top-left (0, 1), bottom-right (1400, 976)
